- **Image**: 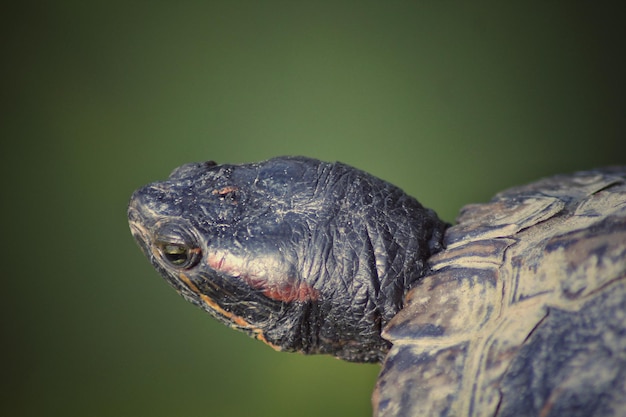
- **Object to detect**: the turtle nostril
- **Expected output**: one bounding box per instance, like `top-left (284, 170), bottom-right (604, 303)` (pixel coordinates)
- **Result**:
top-left (128, 210), bottom-right (140, 227)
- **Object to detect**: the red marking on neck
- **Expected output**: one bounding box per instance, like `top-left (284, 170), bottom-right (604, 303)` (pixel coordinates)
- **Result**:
top-left (246, 278), bottom-right (320, 303)
top-left (207, 251), bottom-right (319, 303)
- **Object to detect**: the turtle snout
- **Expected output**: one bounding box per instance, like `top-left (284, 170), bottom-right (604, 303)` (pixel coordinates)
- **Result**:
top-left (127, 188), bottom-right (154, 253)
top-left (127, 185), bottom-right (169, 245)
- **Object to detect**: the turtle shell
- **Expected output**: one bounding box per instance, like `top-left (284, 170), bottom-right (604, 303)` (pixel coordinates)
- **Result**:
top-left (375, 167), bottom-right (626, 417)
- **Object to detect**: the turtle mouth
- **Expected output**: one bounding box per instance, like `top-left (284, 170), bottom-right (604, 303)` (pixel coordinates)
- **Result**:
top-left (127, 191), bottom-right (159, 260)
top-left (128, 213), bottom-right (154, 262)
top-left (128, 206), bottom-right (147, 239)
top-left (128, 219), bottom-right (149, 249)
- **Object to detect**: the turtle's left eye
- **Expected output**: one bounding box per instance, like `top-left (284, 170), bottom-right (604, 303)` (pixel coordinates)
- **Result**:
top-left (161, 244), bottom-right (191, 265)
top-left (154, 224), bottom-right (202, 269)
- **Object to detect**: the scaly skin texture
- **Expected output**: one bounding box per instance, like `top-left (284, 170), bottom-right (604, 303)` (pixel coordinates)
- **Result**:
top-left (128, 156), bottom-right (447, 362)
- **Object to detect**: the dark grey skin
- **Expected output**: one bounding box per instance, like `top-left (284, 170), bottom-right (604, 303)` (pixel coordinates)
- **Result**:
top-left (128, 156), bottom-right (446, 362)
top-left (129, 157), bottom-right (626, 416)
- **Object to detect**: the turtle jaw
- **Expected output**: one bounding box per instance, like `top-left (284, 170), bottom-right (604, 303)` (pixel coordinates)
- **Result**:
top-left (127, 188), bottom-right (160, 263)
top-left (127, 193), bottom-right (152, 261)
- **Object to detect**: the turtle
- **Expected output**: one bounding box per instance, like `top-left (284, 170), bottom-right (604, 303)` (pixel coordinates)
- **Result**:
top-left (128, 156), bottom-right (626, 417)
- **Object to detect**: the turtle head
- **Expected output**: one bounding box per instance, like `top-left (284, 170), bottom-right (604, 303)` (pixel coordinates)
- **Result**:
top-left (128, 156), bottom-right (446, 362)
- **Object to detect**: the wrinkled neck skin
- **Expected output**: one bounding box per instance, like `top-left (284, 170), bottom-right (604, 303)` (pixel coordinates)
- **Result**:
top-left (282, 162), bottom-right (447, 362)
top-left (129, 157), bottom-right (447, 363)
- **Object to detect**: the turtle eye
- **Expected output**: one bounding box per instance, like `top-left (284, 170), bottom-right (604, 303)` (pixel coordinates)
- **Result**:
top-left (154, 224), bottom-right (202, 269)
top-left (162, 244), bottom-right (191, 265)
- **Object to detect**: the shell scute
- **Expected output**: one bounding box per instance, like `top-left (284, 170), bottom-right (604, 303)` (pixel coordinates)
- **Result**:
top-left (375, 167), bottom-right (626, 417)
top-left (383, 266), bottom-right (500, 343)
top-left (374, 342), bottom-right (468, 417)
top-left (497, 280), bottom-right (626, 417)
top-left (446, 196), bottom-right (564, 249)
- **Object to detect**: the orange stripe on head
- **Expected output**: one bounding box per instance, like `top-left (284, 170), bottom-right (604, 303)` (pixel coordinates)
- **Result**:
top-left (177, 272), bottom-right (281, 350)
top-left (178, 272), bottom-right (251, 328)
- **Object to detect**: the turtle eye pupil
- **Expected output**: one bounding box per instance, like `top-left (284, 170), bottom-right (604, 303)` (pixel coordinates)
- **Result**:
top-left (154, 224), bottom-right (202, 269)
top-left (162, 244), bottom-right (189, 265)
top-left (157, 241), bottom-right (201, 269)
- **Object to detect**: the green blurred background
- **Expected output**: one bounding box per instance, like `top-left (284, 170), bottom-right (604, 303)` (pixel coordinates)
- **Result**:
top-left (2, 2), bottom-right (624, 416)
